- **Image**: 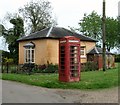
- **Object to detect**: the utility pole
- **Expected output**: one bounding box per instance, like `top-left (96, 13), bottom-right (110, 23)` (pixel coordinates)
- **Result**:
top-left (102, 0), bottom-right (106, 71)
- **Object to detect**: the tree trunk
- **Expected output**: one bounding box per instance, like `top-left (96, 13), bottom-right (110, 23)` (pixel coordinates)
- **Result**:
top-left (6, 62), bottom-right (9, 73)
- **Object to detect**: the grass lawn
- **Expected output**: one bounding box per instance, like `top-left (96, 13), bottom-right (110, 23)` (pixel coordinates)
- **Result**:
top-left (1, 63), bottom-right (119, 90)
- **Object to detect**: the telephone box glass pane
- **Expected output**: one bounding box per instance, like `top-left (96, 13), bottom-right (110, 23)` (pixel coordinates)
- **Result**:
top-left (60, 46), bottom-right (65, 71)
top-left (70, 46), bottom-right (79, 77)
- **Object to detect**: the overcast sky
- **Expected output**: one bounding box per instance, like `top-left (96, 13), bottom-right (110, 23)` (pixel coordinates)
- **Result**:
top-left (0, 0), bottom-right (119, 28)
top-left (0, 0), bottom-right (119, 51)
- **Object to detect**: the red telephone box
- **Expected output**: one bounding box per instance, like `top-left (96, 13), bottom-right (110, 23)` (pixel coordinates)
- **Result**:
top-left (59, 36), bottom-right (80, 82)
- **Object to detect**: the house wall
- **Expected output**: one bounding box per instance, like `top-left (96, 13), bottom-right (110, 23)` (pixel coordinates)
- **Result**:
top-left (19, 42), bottom-right (25, 64)
top-left (46, 39), bottom-right (59, 64)
top-left (80, 41), bottom-right (96, 52)
top-left (80, 41), bottom-right (96, 63)
top-left (106, 54), bottom-right (115, 68)
top-left (19, 39), bottom-right (48, 65)
top-left (96, 55), bottom-right (103, 70)
top-left (19, 39), bottom-right (96, 65)
top-left (87, 54), bottom-right (115, 70)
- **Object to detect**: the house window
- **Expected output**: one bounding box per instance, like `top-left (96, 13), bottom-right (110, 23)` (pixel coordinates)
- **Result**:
top-left (24, 42), bottom-right (35, 63)
top-left (80, 46), bottom-right (86, 58)
top-left (25, 48), bottom-right (35, 63)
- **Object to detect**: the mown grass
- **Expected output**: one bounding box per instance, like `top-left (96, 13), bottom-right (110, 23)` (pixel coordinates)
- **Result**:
top-left (1, 63), bottom-right (119, 90)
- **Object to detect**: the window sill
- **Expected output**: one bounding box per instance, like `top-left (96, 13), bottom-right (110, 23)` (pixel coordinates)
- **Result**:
top-left (24, 62), bottom-right (35, 63)
top-left (80, 56), bottom-right (86, 59)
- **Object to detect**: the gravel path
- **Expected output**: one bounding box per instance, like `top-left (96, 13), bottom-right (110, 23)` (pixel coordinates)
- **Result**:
top-left (1, 80), bottom-right (119, 103)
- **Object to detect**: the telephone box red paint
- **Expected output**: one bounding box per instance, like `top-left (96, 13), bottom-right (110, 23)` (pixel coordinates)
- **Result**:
top-left (59, 36), bottom-right (80, 82)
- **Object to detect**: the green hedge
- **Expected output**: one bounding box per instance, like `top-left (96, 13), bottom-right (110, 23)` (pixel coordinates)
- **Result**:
top-left (81, 61), bottom-right (98, 72)
top-left (115, 54), bottom-right (120, 62)
top-left (32, 64), bottom-right (58, 73)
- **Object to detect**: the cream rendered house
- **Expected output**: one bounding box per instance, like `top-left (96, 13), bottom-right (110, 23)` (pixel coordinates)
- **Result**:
top-left (18, 27), bottom-right (97, 65)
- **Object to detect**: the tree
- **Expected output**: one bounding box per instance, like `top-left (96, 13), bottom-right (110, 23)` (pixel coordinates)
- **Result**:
top-left (4, 57), bottom-right (13, 73)
top-left (9, 17), bottom-right (24, 64)
top-left (78, 11), bottom-right (102, 40)
top-left (106, 17), bottom-right (118, 51)
top-left (0, 24), bottom-right (8, 50)
top-left (19, 0), bottom-right (54, 33)
top-left (77, 11), bottom-right (119, 51)
top-left (2, 17), bottom-right (24, 64)
top-left (0, 24), bottom-right (3, 36)
top-left (10, 18), bottom-right (24, 37)
top-left (0, 24), bottom-right (8, 36)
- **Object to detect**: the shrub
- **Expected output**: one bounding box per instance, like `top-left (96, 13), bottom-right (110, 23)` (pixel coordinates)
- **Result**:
top-left (44, 64), bottom-right (58, 73)
top-left (17, 63), bottom-right (35, 75)
top-left (81, 61), bottom-right (98, 72)
top-left (32, 64), bottom-right (58, 73)
top-left (32, 64), bottom-right (46, 73)
top-left (115, 54), bottom-right (120, 62)
top-left (11, 69), bottom-right (17, 73)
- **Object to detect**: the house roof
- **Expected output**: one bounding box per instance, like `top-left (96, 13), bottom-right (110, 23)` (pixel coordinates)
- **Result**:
top-left (87, 47), bottom-right (114, 55)
top-left (17, 27), bottom-right (97, 42)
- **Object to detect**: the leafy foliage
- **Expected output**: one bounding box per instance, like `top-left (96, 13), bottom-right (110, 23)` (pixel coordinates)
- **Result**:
top-left (106, 17), bottom-right (118, 51)
top-left (0, 24), bottom-right (7, 37)
top-left (2, 51), bottom-right (9, 63)
top-left (2, 17), bottom-right (24, 64)
top-left (78, 11), bottom-right (102, 40)
top-left (16, 63), bottom-right (58, 74)
top-left (32, 64), bottom-right (58, 73)
top-left (9, 17), bottom-right (24, 64)
top-left (81, 61), bottom-right (98, 72)
top-left (18, 63), bottom-right (35, 75)
top-left (10, 18), bottom-right (24, 37)
top-left (4, 57), bottom-right (13, 63)
top-left (76, 11), bottom-right (119, 51)
top-left (117, 17), bottom-right (120, 49)
top-left (115, 54), bottom-right (120, 62)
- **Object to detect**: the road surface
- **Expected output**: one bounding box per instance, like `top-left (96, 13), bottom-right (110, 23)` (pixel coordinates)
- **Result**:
top-left (1, 80), bottom-right (119, 103)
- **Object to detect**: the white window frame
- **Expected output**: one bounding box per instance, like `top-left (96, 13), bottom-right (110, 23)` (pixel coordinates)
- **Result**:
top-left (80, 46), bottom-right (86, 58)
top-left (24, 48), bottom-right (35, 63)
